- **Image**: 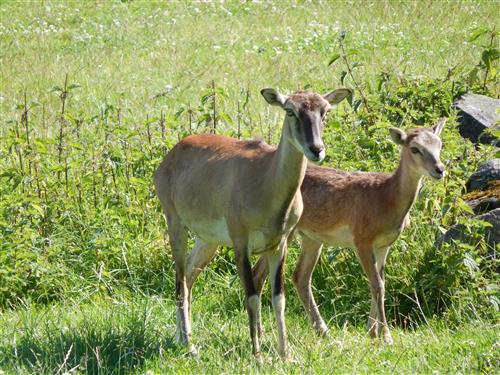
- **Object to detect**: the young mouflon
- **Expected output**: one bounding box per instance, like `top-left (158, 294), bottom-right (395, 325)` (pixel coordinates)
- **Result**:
top-left (253, 119), bottom-right (446, 344)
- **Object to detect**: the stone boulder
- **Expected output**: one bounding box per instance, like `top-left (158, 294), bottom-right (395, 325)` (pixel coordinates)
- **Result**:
top-left (466, 197), bottom-right (500, 215)
top-left (463, 159), bottom-right (500, 214)
top-left (435, 208), bottom-right (500, 248)
top-left (465, 159), bottom-right (500, 192)
top-left (454, 93), bottom-right (500, 146)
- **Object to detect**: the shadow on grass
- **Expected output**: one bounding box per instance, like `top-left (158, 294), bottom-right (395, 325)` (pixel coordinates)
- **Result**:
top-left (0, 317), bottom-right (180, 374)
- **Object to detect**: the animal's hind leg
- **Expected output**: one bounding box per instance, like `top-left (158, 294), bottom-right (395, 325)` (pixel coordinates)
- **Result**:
top-left (292, 235), bottom-right (327, 335)
top-left (186, 238), bottom-right (218, 319)
top-left (167, 216), bottom-right (191, 345)
top-left (252, 256), bottom-right (268, 298)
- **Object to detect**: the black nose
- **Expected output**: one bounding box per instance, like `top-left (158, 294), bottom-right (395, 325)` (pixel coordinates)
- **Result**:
top-left (435, 166), bottom-right (444, 175)
top-left (309, 145), bottom-right (324, 157)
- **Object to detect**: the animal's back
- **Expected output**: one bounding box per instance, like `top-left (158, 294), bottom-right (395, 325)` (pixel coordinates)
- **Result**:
top-left (155, 134), bottom-right (273, 197)
top-left (154, 134), bottom-right (275, 245)
top-left (298, 164), bottom-right (395, 245)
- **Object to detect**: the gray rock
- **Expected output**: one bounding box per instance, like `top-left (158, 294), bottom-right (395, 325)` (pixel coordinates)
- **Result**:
top-left (467, 197), bottom-right (500, 215)
top-left (435, 208), bottom-right (500, 248)
top-left (454, 93), bottom-right (500, 146)
top-left (465, 159), bottom-right (500, 192)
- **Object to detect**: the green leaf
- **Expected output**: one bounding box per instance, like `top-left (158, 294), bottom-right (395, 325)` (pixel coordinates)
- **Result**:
top-left (50, 85), bottom-right (63, 93)
top-left (467, 67), bottom-right (479, 85)
top-left (327, 119), bottom-right (341, 130)
top-left (198, 113), bottom-right (212, 124)
top-left (68, 141), bottom-right (84, 150)
top-left (340, 71), bottom-right (347, 85)
top-left (463, 252), bottom-right (479, 273)
top-left (145, 117), bottom-right (159, 125)
top-left (328, 53), bottom-right (340, 66)
top-left (482, 50), bottom-right (492, 70)
top-left (65, 113), bottom-right (77, 125)
top-left (353, 99), bottom-right (363, 111)
top-left (174, 108), bottom-right (185, 119)
top-left (457, 198), bottom-right (474, 215)
top-left (218, 112), bottom-right (233, 125)
top-left (31, 203), bottom-right (44, 216)
top-left (468, 28), bottom-right (488, 42)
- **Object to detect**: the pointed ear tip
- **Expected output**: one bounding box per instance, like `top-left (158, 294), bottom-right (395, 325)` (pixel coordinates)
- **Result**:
top-left (333, 88), bottom-right (352, 96)
top-left (260, 88), bottom-right (275, 98)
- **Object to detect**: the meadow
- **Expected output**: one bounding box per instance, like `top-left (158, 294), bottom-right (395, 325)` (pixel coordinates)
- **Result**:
top-left (0, 1), bottom-right (499, 373)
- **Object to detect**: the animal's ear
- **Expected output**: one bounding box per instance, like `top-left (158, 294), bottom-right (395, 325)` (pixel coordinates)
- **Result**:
top-left (432, 118), bottom-right (446, 136)
top-left (260, 88), bottom-right (287, 108)
top-left (323, 88), bottom-right (352, 104)
top-left (389, 128), bottom-right (407, 145)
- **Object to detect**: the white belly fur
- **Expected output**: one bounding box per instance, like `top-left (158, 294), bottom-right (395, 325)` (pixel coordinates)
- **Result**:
top-left (302, 225), bottom-right (355, 248)
top-left (249, 230), bottom-right (267, 252)
top-left (184, 219), bottom-right (277, 253)
top-left (185, 218), bottom-right (232, 246)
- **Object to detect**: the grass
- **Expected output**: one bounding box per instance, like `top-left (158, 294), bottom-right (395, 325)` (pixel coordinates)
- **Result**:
top-left (1, 1), bottom-right (498, 129)
top-left (0, 1), bottom-right (499, 373)
top-left (0, 290), bottom-right (498, 374)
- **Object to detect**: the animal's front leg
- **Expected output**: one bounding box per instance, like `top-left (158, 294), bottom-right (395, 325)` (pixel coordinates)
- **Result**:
top-left (375, 247), bottom-right (392, 344)
top-left (357, 243), bottom-right (391, 344)
top-left (267, 239), bottom-right (289, 359)
top-left (235, 241), bottom-right (261, 356)
top-left (252, 256), bottom-right (268, 337)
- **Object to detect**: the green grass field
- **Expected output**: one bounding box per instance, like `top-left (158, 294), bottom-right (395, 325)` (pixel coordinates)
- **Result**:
top-left (0, 293), bottom-right (498, 374)
top-left (0, 1), bottom-right (499, 373)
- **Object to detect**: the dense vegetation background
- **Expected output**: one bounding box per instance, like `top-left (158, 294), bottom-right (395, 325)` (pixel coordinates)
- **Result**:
top-left (0, 1), bottom-right (498, 373)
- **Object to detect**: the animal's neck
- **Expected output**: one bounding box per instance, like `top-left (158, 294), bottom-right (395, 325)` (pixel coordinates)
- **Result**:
top-left (266, 120), bottom-right (307, 208)
top-left (390, 151), bottom-right (422, 219)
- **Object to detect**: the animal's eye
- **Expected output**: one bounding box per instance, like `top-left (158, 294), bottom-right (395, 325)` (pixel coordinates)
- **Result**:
top-left (286, 109), bottom-right (295, 117)
top-left (410, 147), bottom-right (421, 154)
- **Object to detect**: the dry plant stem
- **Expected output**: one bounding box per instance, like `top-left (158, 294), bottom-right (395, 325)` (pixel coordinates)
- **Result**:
top-left (237, 100), bottom-right (241, 139)
top-left (160, 110), bottom-right (166, 154)
top-left (212, 79), bottom-right (216, 134)
top-left (482, 31), bottom-right (496, 90)
top-left (22, 89), bottom-right (33, 183)
top-left (14, 120), bottom-right (25, 193)
top-left (57, 74), bottom-right (69, 183)
top-left (339, 40), bottom-right (371, 113)
top-left (146, 115), bottom-right (154, 160)
top-left (92, 147), bottom-right (97, 208)
top-left (187, 104), bottom-right (193, 135)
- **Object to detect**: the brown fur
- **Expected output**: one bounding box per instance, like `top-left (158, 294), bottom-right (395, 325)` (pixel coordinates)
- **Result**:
top-left (253, 121), bottom-right (446, 343)
top-left (288, 90), bottom-right (329, 111)
top-left (155, 88), bottom-right (351, 358)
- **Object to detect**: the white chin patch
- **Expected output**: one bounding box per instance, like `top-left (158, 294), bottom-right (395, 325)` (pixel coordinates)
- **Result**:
top-left (318, 149), bottom-right (325, 162)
